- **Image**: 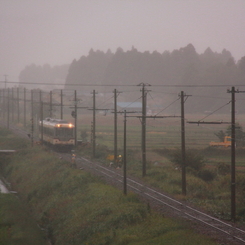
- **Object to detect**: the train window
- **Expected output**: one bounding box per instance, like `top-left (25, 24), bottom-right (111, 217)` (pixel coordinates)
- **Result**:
top-left (55, 127), bottom-right (74, 137)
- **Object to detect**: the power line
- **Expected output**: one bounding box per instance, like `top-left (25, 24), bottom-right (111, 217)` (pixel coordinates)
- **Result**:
top-left (2, 80), bottom-right (245, 88)
top-left (154, 97), bottom-right (180, 116)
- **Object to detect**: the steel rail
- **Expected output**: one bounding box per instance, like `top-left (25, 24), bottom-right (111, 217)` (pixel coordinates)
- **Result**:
top-left (78, 156), bottom-right (245, 244)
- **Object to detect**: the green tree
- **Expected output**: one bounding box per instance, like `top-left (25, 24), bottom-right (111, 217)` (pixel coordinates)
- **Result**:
top-left (226, 123), bottom-right (245, 147)
top-left (214, 130), bottom-right (226, 142)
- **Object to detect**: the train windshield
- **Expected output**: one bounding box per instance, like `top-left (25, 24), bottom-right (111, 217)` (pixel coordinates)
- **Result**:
top-left (55, 127), bottom-right (74, 137)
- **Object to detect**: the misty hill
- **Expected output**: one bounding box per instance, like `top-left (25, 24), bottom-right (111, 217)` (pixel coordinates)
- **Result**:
top-left (65, 44), bottom-right (245, 113)
top-left (19, 63), bottom-right (70, 90)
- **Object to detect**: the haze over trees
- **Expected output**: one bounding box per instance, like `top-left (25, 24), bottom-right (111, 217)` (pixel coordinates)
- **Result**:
top-left (65, 44), bottom-right (242, 88)
top-left (19, 63), bottom-right (69, 90)
top-left (19, 44), bottom-right (245, 113)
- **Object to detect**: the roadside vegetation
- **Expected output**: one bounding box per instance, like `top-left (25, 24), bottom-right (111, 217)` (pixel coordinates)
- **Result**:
top-left (0, 127), bottom-right (220, 244)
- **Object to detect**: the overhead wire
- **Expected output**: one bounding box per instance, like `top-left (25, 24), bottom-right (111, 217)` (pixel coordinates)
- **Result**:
top-left (2, 80), bottom-right (245, 88)
top-left (197, 101), bottom-right (231, 122)
top-left (154, 97), bottom-right (180, 116)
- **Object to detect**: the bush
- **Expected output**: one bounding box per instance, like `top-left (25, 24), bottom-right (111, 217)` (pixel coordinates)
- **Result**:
top-left (170, 149), bottom-right (206, 172)
top-left (217, 162), bottom-right (230, 175)
top-left (198, 169), bottom-right (216, 182)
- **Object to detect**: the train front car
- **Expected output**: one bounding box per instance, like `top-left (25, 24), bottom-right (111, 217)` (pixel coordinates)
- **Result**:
top-left (39, 118), bottom-right (75, 151)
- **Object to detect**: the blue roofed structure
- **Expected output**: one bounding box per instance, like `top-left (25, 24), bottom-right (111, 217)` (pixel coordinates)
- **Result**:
top-left (117, 102), bottom-right (142, 112)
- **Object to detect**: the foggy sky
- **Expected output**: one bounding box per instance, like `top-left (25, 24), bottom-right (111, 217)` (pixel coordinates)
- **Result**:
top-left (1, 0), bottom-right (245, 82)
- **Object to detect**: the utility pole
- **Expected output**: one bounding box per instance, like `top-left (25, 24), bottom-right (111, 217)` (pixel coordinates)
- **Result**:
top-left (17, 87), bottom-right (20, 123)
top-left (40, 101), bottom-right (43, 144)
top-left (7, 88), bottom-right (10, 129)
top-left (31, 90), bottom-right (34, 146)
top-left (138, 83), bottom-right (151, 177)
top-left (74, 90), bottom-right (77, 147)
top-left (60, 89), bottom-right (63, 119)
top-left (178, 91), bottom-right (192, 195)
top-left (2, 89), bottom-right (5, 120)
top-left (227, 86), bottom-right (244, 222)
top-left (24, 88), bottom-right (26, 128)
top-left (114, 89), bottom-right (122, 165)
top-left (123, 110), bottom-right (127, 195)
top-left (92, 90), bottom-right (96, 158)
top-left (39, 90), bottom-right (42, 120)
top-left (180, 91), bottom-right (186, 195)
top-left (49, 91), bottom-right (53, 118)
top-left (11, 87), bottom-right (14, 122)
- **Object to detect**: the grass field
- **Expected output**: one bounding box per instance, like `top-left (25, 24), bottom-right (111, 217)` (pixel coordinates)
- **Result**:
top-left (0, 128), bottom-right (221, 245)
top-left (5, 112), bottom-right (245, 223)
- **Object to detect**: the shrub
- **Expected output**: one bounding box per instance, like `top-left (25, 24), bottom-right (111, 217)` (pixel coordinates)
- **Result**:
top-left (217, 162), bottom-right (230, 175)
top-left (198, 169), bottom-right (216, 182)
top-left (170, 149), bottom-right (206, 172)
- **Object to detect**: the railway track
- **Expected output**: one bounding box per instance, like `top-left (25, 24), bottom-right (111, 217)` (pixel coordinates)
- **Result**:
top-left (73, 155), bottom-right (245, 245)
top-left (3, 122), bottom-right (245, 244)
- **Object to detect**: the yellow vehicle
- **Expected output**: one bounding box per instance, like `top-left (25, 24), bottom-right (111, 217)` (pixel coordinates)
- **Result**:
top-left (106, 154), bottom-right (122, 167)
top-left (106, 154), bottom-right (122, 161)
top-left (209, 136), bottom-right (231, 147)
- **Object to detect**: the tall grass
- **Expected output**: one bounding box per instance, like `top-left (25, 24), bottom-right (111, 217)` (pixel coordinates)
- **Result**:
top-left (1, 130), bottom-right (220, 244)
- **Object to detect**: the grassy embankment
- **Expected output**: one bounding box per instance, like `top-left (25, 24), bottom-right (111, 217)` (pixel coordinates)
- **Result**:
top-left (0, 127), bottom-right (220, 244)
top-left (76, 114), bottom-right (245, 222)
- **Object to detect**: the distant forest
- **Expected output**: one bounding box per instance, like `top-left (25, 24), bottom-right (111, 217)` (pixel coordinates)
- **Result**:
top-left (65, 44), bottom-right (245, 88)
top-left (19, 44), bottom-right (245, 113)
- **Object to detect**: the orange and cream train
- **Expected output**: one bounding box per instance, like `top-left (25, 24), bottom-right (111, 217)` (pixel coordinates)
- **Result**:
top-left (39, 118), bottom-right (75, 150)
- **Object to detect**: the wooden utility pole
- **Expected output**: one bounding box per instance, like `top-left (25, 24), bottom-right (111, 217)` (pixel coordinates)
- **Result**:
top-left (123, 110), bottom-right (127, 195)
top-left (74, 90), bottom-right (77, 147)
top-left (60, 89), bottom-right (63, 119)
top-left (7, 88), bottom-right (10, 129)
top-left (227, 86), bottom-right (238, 222)
top-left (17, 87), bottom-right (20, 123)
top-left (2, 89), bottom-right (5, 120)
top-left (180, 91), bottom-right (186, 196)
top-left (40, 101), bottom-right (43, 144)
top-left (138, 83), bottom-right (150, 177)
top-left (114, 89), bottom-right (119, 165)
top-left (11, 87), bottom-right (14, 122)
top-left (24, 88), bottom-right (26, 128)
top-left (92, 90), bottom-right (96, 158)
top-left (231, 87), bottom-right (236, 222)
top-left (49, 91), bottom-right (53, 118)
top-left (31, 90), bottom-right (34, 146)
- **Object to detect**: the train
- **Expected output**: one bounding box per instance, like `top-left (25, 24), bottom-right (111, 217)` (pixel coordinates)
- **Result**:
top-left (39, 117), bottom-right (75, 151)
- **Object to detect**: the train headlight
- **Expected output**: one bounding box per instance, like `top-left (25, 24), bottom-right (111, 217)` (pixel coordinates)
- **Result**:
top-left (69, 124), bottom-right (73, 128)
